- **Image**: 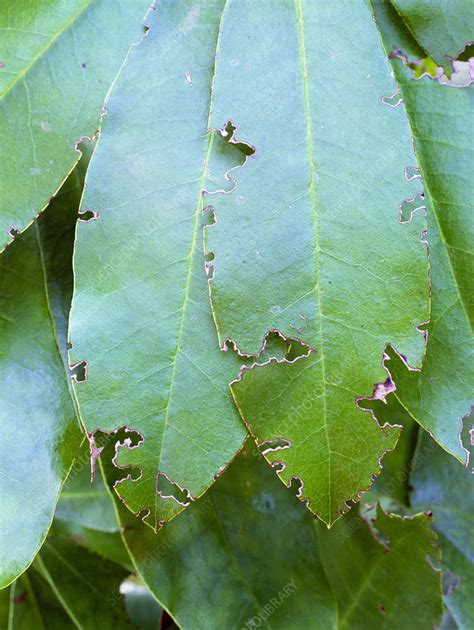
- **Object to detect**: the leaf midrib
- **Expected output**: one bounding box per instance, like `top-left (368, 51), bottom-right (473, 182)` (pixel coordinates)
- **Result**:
top-left (153, 0), bottom-right (228, 523)
top-left (334, 522), bottom-right (417, 626)
top-left (295, 0), bottom-right (331, 517)
top-left (14, 574), bottom-right (47, 630)
top-left (35, 553), bottom-right (82, 629)
top-left (0, 0), bottom-right (94, 100)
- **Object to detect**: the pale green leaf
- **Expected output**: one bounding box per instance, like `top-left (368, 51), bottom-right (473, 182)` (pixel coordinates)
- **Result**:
top-left (0, 0), bottom-right (151, 252)
top-left (69, 1), bottom-right (248, 529)
top-left (0, 156), bottom-right (87, 587)
top-left (55, 442), bottom-right (119, 534)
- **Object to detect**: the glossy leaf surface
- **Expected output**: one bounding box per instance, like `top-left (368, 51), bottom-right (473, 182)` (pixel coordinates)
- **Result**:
top-left (0, 0), bottom-right (150, 251)
top-left (0, 158), bottom-right (86, 587)
top-left (373, 0), bottom-right (473, 463)
top-left (69, 1), bottom-right (248, 529)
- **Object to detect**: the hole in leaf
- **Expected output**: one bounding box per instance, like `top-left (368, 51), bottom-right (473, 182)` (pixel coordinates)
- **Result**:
top-left (258, 438), bottom-right (292, 456)
top-left (78, 209), bottom-right (100, 222)
top-left (70, 360), bottom-right (88, 383)
top-left (156, 472), bottom-right (192, 506)
top-left (400, 193), bottom-right (425, 222)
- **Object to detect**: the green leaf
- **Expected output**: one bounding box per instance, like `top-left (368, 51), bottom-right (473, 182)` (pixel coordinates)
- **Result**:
top-left (52, 519), bottom-right (133, 573)
top-left (410, 429), bottom-right (474, 628)
top-left (372, 0), bottom-right (473, 463)
top-left (3, 572), bottom-right (73, 630)
top-left (69, 1), bottom-right (248, 529)
top-left (231, 353), bottom-right (401, 525)
top-left (316, 505), bottom-right (443, 628)
top-left (55, 443), bottom-right (120, 534)
top-left (358, 391), bottom-right (419, 508)
top-left (102, 434), bottom-right (443, 629)
top-left (34, 536), bottom-right (130, 630)
top-left (102, 439), bottom-right (338, 630)
top-left (202, 0), bottom-right (429, 525)
top-left (52, 441), bottom-right (133, 571)
top-left (0, 155), bottom-right (87, 587)
top-left (390, 0), bottom-right (473, 66)
top-left (0, 0), bottom-right (151, 252)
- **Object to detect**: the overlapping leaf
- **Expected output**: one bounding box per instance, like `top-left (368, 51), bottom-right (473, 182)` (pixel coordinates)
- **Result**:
top-left (359, 393), bottom-right (473, 628)
top-left (410, 429), bottom-right (474, 628)
top-left (102, 438), bottom-right (338, 629)
top-left (390, 0), bottom-right (473, 66)
top-left (317, 505), bottom-right (443, 628)
top-left (0, 154), bottom-right (88, 587)
top-left (372, 0), bottom-right (473, 463)
top-left (1, 572), bottom-right (73, 629)
top-left (0, 0), bottom-right (150, 251)
top-left (203, 0), bottom-right (429, 525)
top-left (98, 434), bottom-right (443, 629)
top-left (34, 537), bottom-right (130, 629)
top-left (2, 535), bottom-right (131, 630)
top-left (69, 1), bottom-right (249, 529)
top-left (52, 442), bottom-right (133, 571)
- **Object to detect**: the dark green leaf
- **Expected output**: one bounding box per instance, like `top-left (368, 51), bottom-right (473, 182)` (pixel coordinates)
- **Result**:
top-left (316, 505), bottom-right (443, 629)
top-left (121, 576), bottom-right (163, 630)
top-left (4, 572), bottom-right (73, 630)
top-left (34, 537), bottom-right (130, 630)
top-left (410, 429), bottom-right (474, 628)
top-left (102, 439), bottom-right (337, 629)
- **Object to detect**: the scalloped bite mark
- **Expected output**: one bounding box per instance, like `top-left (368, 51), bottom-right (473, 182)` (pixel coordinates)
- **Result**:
top-left (381, 91), bottom-right (403, 107)
top-left (70, 359), bottom-right (88, 383)
top-left (227, 329), bottom-right (437, 524)
top-left (86, 426), bottom-right (195, 529)
top-left (78, 209), bottom-right (100, 222)
top-left (156, 471), bottom-right (193, 507)
top-left (389, 45), bottom-right (474, 87)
